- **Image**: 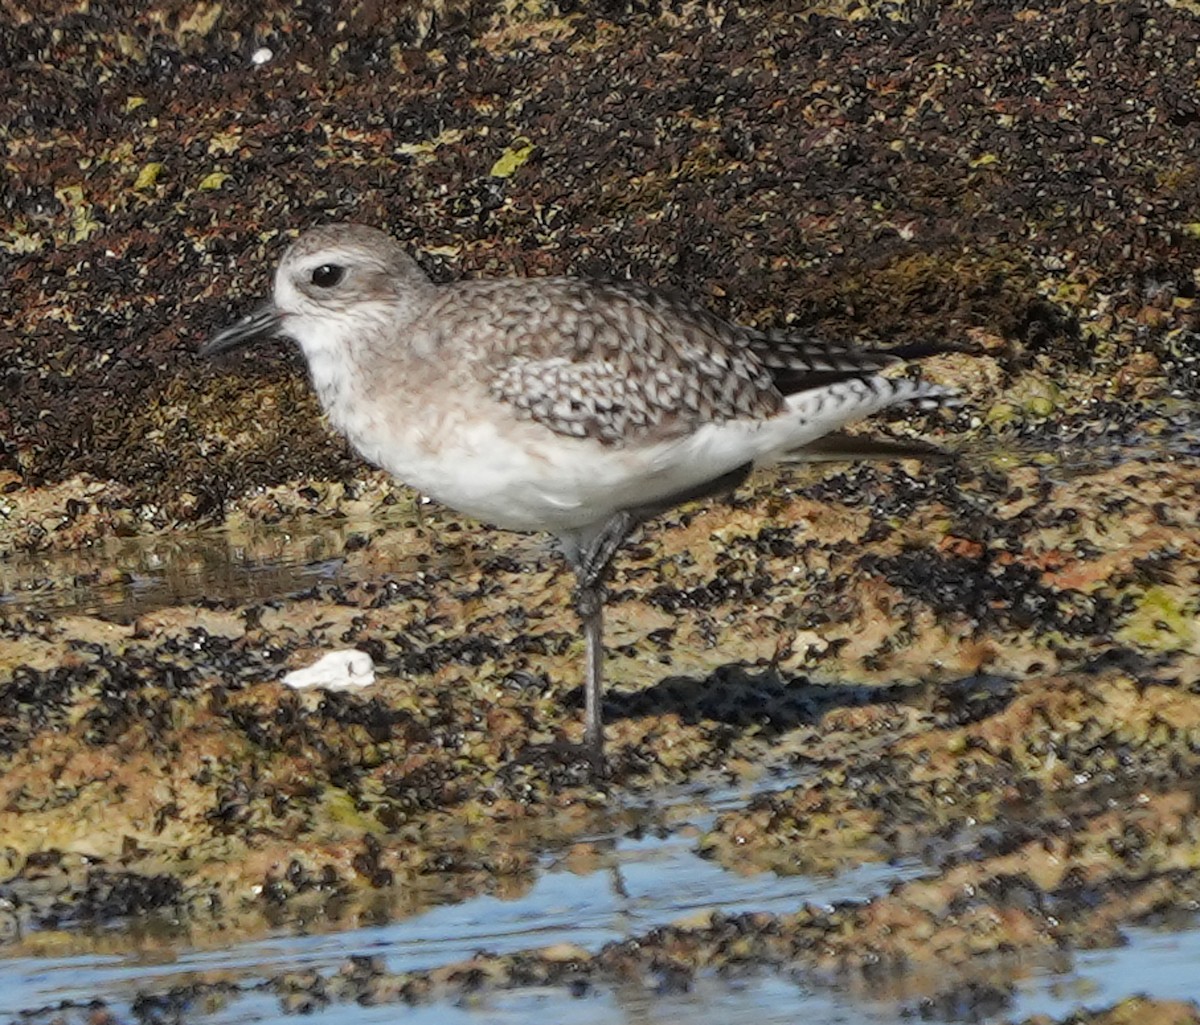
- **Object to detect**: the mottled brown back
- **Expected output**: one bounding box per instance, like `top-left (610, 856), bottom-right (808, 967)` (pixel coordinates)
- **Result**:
top-left (414, 276), bottom-right (933, 445)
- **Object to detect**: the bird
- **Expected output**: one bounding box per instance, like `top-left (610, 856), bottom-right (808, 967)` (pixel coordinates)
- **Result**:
top-left (202, 223), bottom-right (962, 769)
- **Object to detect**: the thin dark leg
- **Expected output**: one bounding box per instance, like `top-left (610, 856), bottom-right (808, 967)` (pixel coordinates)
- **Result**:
top-left (577, 511), bottom-right (635, 592)
top-left (571, 511), bottom-right (644, 766)
top-left (578, 581), bottom-right (606, 764)
top-left (567, 461), bottom-right (754, 768)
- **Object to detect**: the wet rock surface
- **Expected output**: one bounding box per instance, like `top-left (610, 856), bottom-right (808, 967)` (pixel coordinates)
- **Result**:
top-left (3, 0), bottom-right (1200, 1022)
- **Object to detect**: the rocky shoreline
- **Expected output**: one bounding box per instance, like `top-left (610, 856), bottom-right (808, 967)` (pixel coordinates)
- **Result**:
top-left (3, 0), bottom-right (1200, 1020)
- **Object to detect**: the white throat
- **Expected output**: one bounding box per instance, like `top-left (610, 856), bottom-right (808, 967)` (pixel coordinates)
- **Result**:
top-left (287, 314), bottom-right (366, 412)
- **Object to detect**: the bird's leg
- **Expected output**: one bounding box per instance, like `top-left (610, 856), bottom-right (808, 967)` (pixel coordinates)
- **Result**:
top-left (571, 511), bottom-right (642, 766)
top-left (576, 580), bottom-right (606, 764)
top-left (567, 466), bottom-right (753, 765)
top-left (577, 510), bottom-right (635, 593)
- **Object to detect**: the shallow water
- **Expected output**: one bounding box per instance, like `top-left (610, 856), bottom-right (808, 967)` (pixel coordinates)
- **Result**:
top-left (2, 774), bottom-right (1199, 1025)
top-left (0, 519), bottom-right (389, 622)
top-left (0, 509), bottom-right (550, 624)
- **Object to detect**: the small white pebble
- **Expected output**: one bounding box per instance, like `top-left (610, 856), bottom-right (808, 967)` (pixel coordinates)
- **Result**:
top-left (251, 47), bottom-right (274, 66)
top-left (283, 649), bottom-right (376, 691)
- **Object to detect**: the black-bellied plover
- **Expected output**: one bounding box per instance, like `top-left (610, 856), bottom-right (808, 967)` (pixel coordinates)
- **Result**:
top-left (203, 224), bottom-right (961, 767)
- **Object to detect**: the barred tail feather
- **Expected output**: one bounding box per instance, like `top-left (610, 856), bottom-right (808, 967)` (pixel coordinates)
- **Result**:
top-left (756, 376), bottom-right (958, 467)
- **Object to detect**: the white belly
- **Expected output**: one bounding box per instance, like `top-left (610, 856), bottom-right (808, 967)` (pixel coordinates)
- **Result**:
top-left (320, 367), bottom-right (933, 538)
top-left (359, 415), bottom-right (722, 533)
top-left (332, 397), bottom-right (773, 536)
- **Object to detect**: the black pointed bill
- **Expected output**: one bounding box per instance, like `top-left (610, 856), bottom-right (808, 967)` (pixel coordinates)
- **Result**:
top-left (201, 302), bottom-right (284, 358)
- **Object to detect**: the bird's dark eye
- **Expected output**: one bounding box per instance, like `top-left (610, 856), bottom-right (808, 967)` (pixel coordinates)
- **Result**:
top-left (311, 264), bottom-right (345, 288)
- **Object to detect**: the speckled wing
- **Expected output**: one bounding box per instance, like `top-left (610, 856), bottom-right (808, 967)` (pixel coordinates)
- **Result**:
top-left (421, 278), bottom-right (780, 445)
top-left (423, 277), bottom-right (930, 446)
top-left (584, 279), bottom-right (922, 395)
